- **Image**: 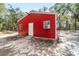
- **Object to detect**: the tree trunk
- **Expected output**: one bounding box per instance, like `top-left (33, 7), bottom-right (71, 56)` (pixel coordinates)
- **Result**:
top-left (75, 19), bottom-right (77, 30)
top-left (58, 17), bottom-right (61, 30)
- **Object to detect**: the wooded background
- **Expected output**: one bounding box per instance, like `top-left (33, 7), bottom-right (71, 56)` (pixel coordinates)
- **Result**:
top-left (0, 3), bottom-right (79, 31)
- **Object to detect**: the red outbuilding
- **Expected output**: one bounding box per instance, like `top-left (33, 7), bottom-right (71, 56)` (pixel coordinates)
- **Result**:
top-left (17, 12), bottom-right (57, 40)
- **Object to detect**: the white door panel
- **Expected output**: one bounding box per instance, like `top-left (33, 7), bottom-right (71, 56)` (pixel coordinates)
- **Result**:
top-left (28, 23), bottom-right (33, 36)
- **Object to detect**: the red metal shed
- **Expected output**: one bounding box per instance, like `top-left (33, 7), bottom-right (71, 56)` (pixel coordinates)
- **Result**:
top-left (17, 12), bottom-right (57, 40)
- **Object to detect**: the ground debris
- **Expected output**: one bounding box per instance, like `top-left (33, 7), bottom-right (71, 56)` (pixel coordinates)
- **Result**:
top-left (0, 31), bottom-right (79, 56)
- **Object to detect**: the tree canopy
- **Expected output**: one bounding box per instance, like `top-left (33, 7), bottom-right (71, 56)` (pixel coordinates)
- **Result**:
top-left (0, 3), bottom-right (79, 31)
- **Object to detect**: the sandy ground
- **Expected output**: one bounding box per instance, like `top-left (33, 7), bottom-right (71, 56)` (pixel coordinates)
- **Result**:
top-left (0, 30), bottom-right (79, 56)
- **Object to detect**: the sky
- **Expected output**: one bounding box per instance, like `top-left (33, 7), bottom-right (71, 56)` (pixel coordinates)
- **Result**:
top-left (2, 0), bottom-right (79, 3)
top-left (5, 3), bottom-right (54, 12)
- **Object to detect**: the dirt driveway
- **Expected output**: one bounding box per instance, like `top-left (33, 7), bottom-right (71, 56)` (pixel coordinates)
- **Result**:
top-left (0, 31), bottom-right (79, 56)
